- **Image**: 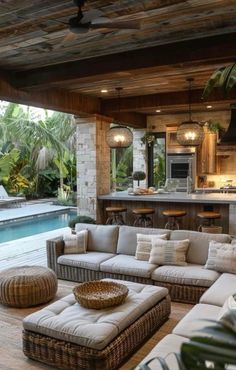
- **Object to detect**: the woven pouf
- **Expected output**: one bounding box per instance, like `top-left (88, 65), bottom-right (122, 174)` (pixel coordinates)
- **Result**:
top-left (0, 266), bottom-right (58, 308)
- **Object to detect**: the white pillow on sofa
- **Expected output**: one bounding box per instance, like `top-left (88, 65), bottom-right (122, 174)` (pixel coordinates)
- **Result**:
top-left (218, 295), bottom-right (236, 332)
top-left (63, 230), bottom-right (88, 254)
top-left (149, 239), bottom-right (189, 266)
top-left (204, 241), bottom-right (236, 274)
top-left (135, 233), bottom-right (168, 261)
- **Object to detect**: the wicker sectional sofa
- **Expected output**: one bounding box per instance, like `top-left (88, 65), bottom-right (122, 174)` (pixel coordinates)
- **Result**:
top-left (46, 223), bottom-right (231, 304)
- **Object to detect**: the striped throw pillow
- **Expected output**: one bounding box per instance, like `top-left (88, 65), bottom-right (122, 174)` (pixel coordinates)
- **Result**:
top-left (64, 230), bottom-right (88, 254)
top-left (149, 239), bottom-right (189, 266)
top-left (204, 241), bottom-right (236, 273)
top-left (135, 233), bottom-right (168, 261)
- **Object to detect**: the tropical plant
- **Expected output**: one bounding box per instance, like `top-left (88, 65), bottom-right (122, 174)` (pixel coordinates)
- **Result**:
top-left (202, 62), bottom-right (236, 98)
top-left (0, 102), bottom-right (76, 198)
top-left (68, 215), bottom-right (96, 229)
top-left (153, 154), bottom-right (165, 187)
top-left (140, 132), bottom-right (156, 146)
top-left (138, 319), bottom-right (236, 370)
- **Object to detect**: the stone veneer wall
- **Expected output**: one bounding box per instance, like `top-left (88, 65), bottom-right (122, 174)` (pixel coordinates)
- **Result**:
top-left (133, 129), bottom-right (148, 188)
top-left (75, 115), bottom-right (110, 222)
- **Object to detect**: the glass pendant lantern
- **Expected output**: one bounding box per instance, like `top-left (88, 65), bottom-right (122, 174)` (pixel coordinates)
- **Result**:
top-left (177, 78), bottom-right (204, 146)
top-left (106, 87), bottom-right (133, 149)
top-left (106, 126), bottom-right (133, 148)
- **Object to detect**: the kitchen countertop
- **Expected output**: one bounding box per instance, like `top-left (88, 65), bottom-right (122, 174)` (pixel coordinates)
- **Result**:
top-left (98, 191), bottom-right (236, 204)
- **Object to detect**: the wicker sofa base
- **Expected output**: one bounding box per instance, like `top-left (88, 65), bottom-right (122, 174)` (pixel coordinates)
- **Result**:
top-left (153, 281), bottom-right (207, 304)
top-left (55, 263), bottom-right (206, 304)
top-left (23, 295), bottom-right (171, 370)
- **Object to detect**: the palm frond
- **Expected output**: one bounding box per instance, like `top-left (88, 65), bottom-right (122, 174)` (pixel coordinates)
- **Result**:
top-left (202, 66), bottom-right (225, 99)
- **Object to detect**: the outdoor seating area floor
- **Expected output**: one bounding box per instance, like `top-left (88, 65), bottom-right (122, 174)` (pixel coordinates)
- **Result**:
top-left (0, 278), bottom-right (192, 370)
top-left (0, 223), bottom-right (193, 369)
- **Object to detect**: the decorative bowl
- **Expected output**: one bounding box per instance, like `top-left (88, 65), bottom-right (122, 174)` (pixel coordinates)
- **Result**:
top-left (73, 280), bottom-right (129, 309)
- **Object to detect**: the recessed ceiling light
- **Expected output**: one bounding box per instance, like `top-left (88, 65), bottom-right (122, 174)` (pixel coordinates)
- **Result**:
top-left (101, 89), bottom-right (108, 93)
top-left (206, 105), bottom-right (212, 109)
top-left (156, 109), bottom-right (161, 113)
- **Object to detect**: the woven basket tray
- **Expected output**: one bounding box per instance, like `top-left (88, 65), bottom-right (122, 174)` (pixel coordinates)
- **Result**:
top-left (73, 281), bottom-right (129, 309)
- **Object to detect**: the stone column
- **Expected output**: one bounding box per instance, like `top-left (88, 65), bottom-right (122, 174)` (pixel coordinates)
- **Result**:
top-left (75, 115), bottom-right (111, 222)
top-left (133, 129), bottom-right (148, 188)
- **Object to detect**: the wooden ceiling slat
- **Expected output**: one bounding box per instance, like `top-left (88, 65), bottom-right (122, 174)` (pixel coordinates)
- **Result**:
top-left (102, 89), bottom-right (236, 113)
top-left (10, 33), bottom-right (236, 90)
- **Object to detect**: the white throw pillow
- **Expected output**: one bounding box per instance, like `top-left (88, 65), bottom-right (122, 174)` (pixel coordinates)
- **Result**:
top-left (204, 241), bottom-right (236, 273)
top-left (149, 239), bottom-right (189, 266)
top-left (218, 295), bottom-right (236, 332)
top-left (63, 230), bottom-right (88, 254)
top-left (135, 233), bottom-right (168, 261)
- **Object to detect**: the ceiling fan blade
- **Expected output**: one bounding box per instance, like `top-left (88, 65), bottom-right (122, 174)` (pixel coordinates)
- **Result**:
top-left (81, 9), bottom-right (104, 23)
top-left (54, 32), bottom-right (78, 49)
top-left (90, 19), bottom-right (141, 30)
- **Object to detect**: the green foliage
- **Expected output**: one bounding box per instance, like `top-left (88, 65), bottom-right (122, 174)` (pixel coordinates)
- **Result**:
top-left (110, 146), bottom-right (133, 191)
top-left (0, 102), bottom-right (76, 198)
top-left (68, 215), bottom-right (96, 229)
top-left (153, 154), bottom-right (165, 187)
top-left (202, 62), bottom-right (236, 98)
top-left (140, 133), bottom-right (156, 146)
top-left (132, 171), bottom-right (146, 181)
top-left (138, 319), bottom-right (236, 370)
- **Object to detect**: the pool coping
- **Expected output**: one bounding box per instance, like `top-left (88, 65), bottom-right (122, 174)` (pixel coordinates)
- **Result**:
top-left (0, 207), bottom-right (77, 226)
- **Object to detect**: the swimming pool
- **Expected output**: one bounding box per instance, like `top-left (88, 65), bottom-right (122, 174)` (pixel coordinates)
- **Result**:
top-left (0, 210), bottom-right (77, 243)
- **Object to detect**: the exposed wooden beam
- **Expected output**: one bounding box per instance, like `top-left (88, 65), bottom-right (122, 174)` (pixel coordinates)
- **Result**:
top-left (102, 89), bottom-right (236, 113)
top-left (0, 75), bottom-right (100, 115)
top-left (110, 112), bottom-right (147, 129)
top-left (11, 33), bottom-right (236, 90)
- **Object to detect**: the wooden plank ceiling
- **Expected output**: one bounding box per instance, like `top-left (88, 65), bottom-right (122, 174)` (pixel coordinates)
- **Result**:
top-left (0, 0), bottom-right (236, 127)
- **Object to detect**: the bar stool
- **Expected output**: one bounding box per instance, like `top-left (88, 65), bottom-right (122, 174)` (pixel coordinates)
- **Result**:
top-left (105, 207), bottom-right (127, 225)
top-left (197, 211), bottom-right (221, 232)
top-left (132, 208), bottom-right (155, 228)
top-left (162, 209), bottom-right (187, 230)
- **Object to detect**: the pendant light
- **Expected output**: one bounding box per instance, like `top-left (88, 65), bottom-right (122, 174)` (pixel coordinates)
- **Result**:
top-left (106, 87), bottom-right (133, 148)
top-left (177, 78), bottom-right (204, 146)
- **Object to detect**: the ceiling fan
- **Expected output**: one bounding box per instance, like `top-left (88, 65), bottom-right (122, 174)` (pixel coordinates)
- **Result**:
top-left (67, 0), bottom-right (141, 34)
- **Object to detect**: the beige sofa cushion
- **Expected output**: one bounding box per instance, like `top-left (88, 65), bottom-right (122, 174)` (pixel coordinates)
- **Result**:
top-left (100, 254), bottom-right (157, 278)
top-left (23, 279), bottom-right (168, 351)
top-left (173, 303), bottom-right (221, 338)
top-left (136, 334), bottom-right (189, 370)
top-left (63, 230), bottom-right (88, 254)
top-left (200, 273), bottom-right (236, 306)
top-left (117, 225), bottom-right (170, 256)
top-left (151, 264), bottom-right (220, 287)
top-left (58, 252), bottom-right (115, 271)
top-left (75, 224), bottom-right (119, 253)
top-left (135, 233), bottom-right (167, 261)
top-left (205, 241), bottom-right (236, 274)
top-left (170, 230), bottom-right (231, 265)
top-left (149, 239), bottom-right (189, 266)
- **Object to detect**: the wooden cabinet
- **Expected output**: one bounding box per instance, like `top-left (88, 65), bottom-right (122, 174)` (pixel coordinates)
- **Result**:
top-left (197, 127), bottom-right (217, 174)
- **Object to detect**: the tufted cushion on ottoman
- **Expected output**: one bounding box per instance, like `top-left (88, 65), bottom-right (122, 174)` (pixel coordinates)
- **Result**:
top-left (0, 266), bottom-right (58, 308)
top-left (22, 279), bottom-right (170, 370)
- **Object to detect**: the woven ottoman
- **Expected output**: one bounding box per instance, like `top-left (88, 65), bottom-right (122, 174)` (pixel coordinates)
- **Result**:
top-left (0, 266), bottom-right (58, 308)
top-left (23, 279), bottom-right (170, 370)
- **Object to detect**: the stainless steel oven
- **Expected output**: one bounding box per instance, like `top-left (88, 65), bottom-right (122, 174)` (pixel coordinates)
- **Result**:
top-left (167, 154), bottom-right (196, 191)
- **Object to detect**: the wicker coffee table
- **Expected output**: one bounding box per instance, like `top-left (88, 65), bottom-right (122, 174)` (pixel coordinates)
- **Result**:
top-left (0, 266), bottom-right (57, 308)
top-left (23, 279), bottom-right (170, 370)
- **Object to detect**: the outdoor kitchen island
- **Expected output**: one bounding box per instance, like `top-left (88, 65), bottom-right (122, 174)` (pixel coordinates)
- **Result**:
top-left (98, 192), bottom-right (236, 235)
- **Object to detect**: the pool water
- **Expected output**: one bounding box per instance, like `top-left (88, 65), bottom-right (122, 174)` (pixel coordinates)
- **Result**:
top-left (0, 210), bottom-right (77, 243)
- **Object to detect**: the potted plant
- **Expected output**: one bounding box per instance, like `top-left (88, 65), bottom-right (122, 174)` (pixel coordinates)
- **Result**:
top-left (132, 171), bottom-right (146, 187)
top-left (202, 62), bottom-right (236, 98)
top-left (68, 215), bottom-right (96, 233)
top-left (141, 133), bottom-right (156, 147)
top-left (137, 318), bottom-right (236, 370)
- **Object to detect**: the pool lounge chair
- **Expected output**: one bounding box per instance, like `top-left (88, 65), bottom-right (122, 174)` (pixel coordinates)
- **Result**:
top-left (0, 185), bottom-right (25, 208)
